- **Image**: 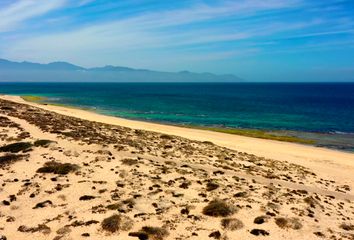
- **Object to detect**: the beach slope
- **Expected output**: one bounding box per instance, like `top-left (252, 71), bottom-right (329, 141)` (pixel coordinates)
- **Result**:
top-left (0, 95), bottom-right (353, 239)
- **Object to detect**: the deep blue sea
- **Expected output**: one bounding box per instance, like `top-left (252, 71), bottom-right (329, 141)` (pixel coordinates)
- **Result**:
top-left (1, 82), bottom-right (354, 150)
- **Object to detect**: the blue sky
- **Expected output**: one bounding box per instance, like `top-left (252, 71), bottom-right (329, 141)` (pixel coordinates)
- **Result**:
top-left (0, 0), bottom-right (353, 81)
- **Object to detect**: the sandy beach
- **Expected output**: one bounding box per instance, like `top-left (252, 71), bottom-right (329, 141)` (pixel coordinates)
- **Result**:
top-left (1, 94), bottom-right (354, 240)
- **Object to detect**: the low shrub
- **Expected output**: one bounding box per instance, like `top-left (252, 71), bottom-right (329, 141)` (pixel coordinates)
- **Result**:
top-left (206, 181), bottom-right (219, 191)
top-left (101, 214), bottom-right (133, 233)
top-left (275, 217), bottom-right (302, 230)
top-left (121, 158), bottom-right (138, 166)
top-left (129, 226), bottom-right (169, 240)
top-left (0, 154), bottom-right (24, 166)
top-left (37, 161), bottom-right (79, 175)
top-left (202, 199), bottom-right (235, 217)
top-left (0, 142), bottom-right (32, 153)
top-left (34, 139), bottom-right (56, 147)
top-left (221, 218), bottom-right (244, 230)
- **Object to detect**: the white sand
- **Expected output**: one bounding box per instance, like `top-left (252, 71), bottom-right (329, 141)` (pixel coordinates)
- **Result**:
top-left (2, 94), bottom-right (354, 186)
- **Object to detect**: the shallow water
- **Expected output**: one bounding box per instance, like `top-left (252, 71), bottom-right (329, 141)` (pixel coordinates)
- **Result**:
top-left (1, 82), bottom-right (353, 151)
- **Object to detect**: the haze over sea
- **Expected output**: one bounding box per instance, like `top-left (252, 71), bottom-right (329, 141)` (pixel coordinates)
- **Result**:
top-left (1, 82), bottom-right (353, 151)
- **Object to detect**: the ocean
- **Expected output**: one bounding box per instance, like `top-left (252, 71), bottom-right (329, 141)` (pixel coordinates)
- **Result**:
top-left (1, 82), bottom-right (353, 151)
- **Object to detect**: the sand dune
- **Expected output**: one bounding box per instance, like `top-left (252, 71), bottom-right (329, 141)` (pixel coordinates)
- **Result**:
top-left (0, 95), bottom-right (354, 239)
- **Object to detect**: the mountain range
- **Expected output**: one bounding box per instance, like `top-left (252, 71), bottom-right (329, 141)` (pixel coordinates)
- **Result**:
top-left (0, 59), bottom-right (242, 82)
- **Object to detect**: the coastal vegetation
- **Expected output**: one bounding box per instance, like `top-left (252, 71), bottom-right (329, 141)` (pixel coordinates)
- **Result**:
top-left (129, 226), bottom-right (169, 240)
top-left (101, 214), bottom-right (133, 233)
top-left (0, 142), bottom-right (32, 153)
top-left (186, 125), bottom-right (315, 144)
top-left (202, 199), bottom-right (236, 217)
top-left (37, 161), bottom-right (79, 175)
top-left (21, 95), bottom-right (47, 102)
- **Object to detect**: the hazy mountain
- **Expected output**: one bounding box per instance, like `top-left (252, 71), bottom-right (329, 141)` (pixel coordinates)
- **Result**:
top-left (0, 59), bottom-right (242, 82)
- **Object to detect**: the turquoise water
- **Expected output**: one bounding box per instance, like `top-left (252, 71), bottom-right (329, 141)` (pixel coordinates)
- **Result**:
top-left (1, 82), bottom-right (353, 151)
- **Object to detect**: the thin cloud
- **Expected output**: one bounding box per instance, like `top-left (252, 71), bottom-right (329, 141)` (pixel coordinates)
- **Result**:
top-left (0, 0), bottom-right (66, 32)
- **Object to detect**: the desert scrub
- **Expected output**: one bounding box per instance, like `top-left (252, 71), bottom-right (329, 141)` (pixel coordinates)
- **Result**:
top-left (101, 214), bottom-right (133, 233)
top-left (129, 226), bottom-right (169, 240)
top-left (34, 139), bottom-right (56, 147)
top-left (275, 217), bottom-right (302, 230)
top-left (160, 134), bottom-right (173, 140)
top-left (221, 218), bottom-right (244, 230)
top-left (0, 142), bottom-right (32, 153)
top-left (202, 199), bottom-right (236, 217)
top-left (340, 223), bottom-right (354, 231)
top-left (37, 161), bottom-right (79, 175)
top-left (0, 154), bottom-right (25, 166)
top-left (121, 158), bottom-right (138, 166)
top-left (206, 181), bottom-right (219, 191)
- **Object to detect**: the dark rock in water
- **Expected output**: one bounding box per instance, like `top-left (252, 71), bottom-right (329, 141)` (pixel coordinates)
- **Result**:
top-left (2, 200), bottom-right (10, 206)
top-left (81, 233), bottom-right (90, 237)
top-left (250, 229), bottom-right (269, 236)
top-left (209, 230), bottom-right (221, 239)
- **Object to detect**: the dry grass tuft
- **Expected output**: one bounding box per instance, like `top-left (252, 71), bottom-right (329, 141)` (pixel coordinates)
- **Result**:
top-left (121, 158), bottom-right (138, 166)
top-left (203, 199), bottom-right (235, 217)
top-left (129, 226), bottom-right (169, 240)
top-left (34, 139), bottom-right (56, 148)
top-left (206, 181), bottom-right (219, 191)
top-left (0, 154), bottom-right (25, 166)
top-left (275, 217), bottom-right (302, 230)
top-left (37, 161), bottom-right (79, 175)
top-left (340, 223), bottom-right (354, 231)
top-left (221, 218), bottom-right (244, 230)
top-left (101, 214), bottom-right (133, 233)
top-left (0, 142), bottom-right (32, 153)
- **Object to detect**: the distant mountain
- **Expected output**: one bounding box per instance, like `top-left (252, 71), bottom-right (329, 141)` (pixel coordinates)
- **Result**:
top-left (0, 59), bottom-right (242, 82)
top-left (0, 59), bottom-right (84, 71)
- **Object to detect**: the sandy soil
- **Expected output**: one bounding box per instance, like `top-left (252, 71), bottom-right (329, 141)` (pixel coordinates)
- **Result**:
top-left (0, 95), bottom-right (354, 240)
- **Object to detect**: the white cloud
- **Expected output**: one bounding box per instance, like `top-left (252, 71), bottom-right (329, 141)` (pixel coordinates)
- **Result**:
top-left (0, 0), bottom-right (66, 32)
top-left (2, 0), bottom-right (311, 66)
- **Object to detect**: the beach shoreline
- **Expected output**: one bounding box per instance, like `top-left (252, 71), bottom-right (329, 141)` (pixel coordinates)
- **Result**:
top-left (1, 94), bottom-right (354, 239)
top-left (1, 94), bottom-right (354, 184)
top-left (1, 94), bottom-right (354, 169)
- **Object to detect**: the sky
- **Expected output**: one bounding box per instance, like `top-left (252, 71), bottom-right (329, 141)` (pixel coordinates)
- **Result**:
top-left (0, 0), bottom-right (353, 82)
